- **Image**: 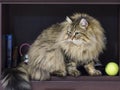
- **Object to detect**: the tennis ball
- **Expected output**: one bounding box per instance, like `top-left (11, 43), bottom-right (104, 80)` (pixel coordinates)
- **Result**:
top-left (105, 62), bottom-right (119, 76)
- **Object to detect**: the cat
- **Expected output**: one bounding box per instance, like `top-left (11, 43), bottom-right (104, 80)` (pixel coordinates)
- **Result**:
top-left (1, 13), bottom-right (106, 90)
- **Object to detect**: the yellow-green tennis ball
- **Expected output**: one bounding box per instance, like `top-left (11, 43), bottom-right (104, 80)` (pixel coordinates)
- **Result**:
top-left (105, 62), bottom-right (119, 76)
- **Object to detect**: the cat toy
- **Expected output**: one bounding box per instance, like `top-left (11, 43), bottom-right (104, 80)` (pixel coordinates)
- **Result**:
top-left (19, 43), bottom-right (30, 64)
top-left (105, 62), bottom-right (119, 76)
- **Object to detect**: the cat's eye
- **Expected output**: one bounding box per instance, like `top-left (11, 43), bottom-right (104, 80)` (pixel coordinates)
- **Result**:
top-left (67, 31), bottom-right (72, 35)
top-left (75, 32), bottom-right (80, 35)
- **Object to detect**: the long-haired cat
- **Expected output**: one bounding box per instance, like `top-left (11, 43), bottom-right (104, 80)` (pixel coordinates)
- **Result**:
top-left (1, 13), bottom-right (106, 90)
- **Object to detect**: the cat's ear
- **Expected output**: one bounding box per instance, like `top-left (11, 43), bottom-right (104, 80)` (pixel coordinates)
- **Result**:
top-left (79, 18), bottom-right (88, 29)
top-left (66, 16), bottom-right (72, 24)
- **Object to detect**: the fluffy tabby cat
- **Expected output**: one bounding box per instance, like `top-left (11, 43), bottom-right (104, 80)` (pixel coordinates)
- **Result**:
top-left (1, 13), bottom-right (106, 90)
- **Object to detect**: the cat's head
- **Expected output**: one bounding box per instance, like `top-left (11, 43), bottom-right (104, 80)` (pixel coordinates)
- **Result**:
top-left (62, 13), bottom-right (105, 46)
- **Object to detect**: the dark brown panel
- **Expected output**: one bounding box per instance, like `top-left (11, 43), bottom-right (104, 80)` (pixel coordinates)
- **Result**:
top-left (0, 3), bottom-right (2, 76)
top-left (118, 2), bottom-right (120, 75)
top-left (0, 0), bottom-right (120, 2)
top-left (0, 0), bottom-right (120, 4)
top-left (45, 88), bottom-right (75, 90)
top-left (31, 81), bottom-right (120, 90)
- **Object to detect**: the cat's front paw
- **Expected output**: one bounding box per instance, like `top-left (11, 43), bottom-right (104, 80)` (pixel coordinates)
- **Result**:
top-left (88, 69), bottom-right (102, 76)
top-left (52, 70), bottom-right (67, 77)
top-left (68, 69), bottom-right (81, 77)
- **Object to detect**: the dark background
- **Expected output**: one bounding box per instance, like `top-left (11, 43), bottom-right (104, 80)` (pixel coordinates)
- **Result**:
top-left (2, 4), bottom-right (119, 75)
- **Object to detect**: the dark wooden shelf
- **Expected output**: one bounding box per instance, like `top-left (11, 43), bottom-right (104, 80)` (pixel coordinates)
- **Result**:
top-left (30, 76), bottom-right (120, 90)
top-left (31, 80), bottom-right (120, 90)
top-left (0, 0), bottom-right (120, 4)
top-left (0, 1), bottom-right (120, 90)
top-left (0, 0), bottom-right (120, 2)
top-left (50, 76), bottom-right (120, 81)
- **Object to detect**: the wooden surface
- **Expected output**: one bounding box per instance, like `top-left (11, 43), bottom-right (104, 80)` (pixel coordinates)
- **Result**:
top-left (0, 3), bottom-right (2, 77)
top-left (0, 0), bottom-right (120, 4)
top-left (31, 80), bottom-right (120, 90)
top-left (0, 76), bottom-right (120, 90)
top-left (0, 0), bottom-right (120, 2)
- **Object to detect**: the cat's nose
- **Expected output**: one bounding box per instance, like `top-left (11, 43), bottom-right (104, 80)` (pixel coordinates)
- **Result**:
top-left (71, 35), bottom-right (75, 40)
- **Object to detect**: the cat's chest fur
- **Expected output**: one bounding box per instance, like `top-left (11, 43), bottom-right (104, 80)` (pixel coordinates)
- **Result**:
top-left (60, 39), bottom-right (98, 65)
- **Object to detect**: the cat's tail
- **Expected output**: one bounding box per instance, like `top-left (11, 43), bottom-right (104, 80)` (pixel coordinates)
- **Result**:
top-left (1, 64), bottom-right (31, 90)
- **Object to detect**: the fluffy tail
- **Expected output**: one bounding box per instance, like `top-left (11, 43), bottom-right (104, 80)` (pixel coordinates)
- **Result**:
top-left (1, 64), bottom-right (31, 90)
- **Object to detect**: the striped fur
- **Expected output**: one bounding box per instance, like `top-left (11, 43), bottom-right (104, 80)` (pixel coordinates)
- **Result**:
top-left (28, 13), bottom-right (106, 79)
top-left (1, 13), bottom-right (106, 90)
top-left (1, 63), bottom-right (31, 90)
